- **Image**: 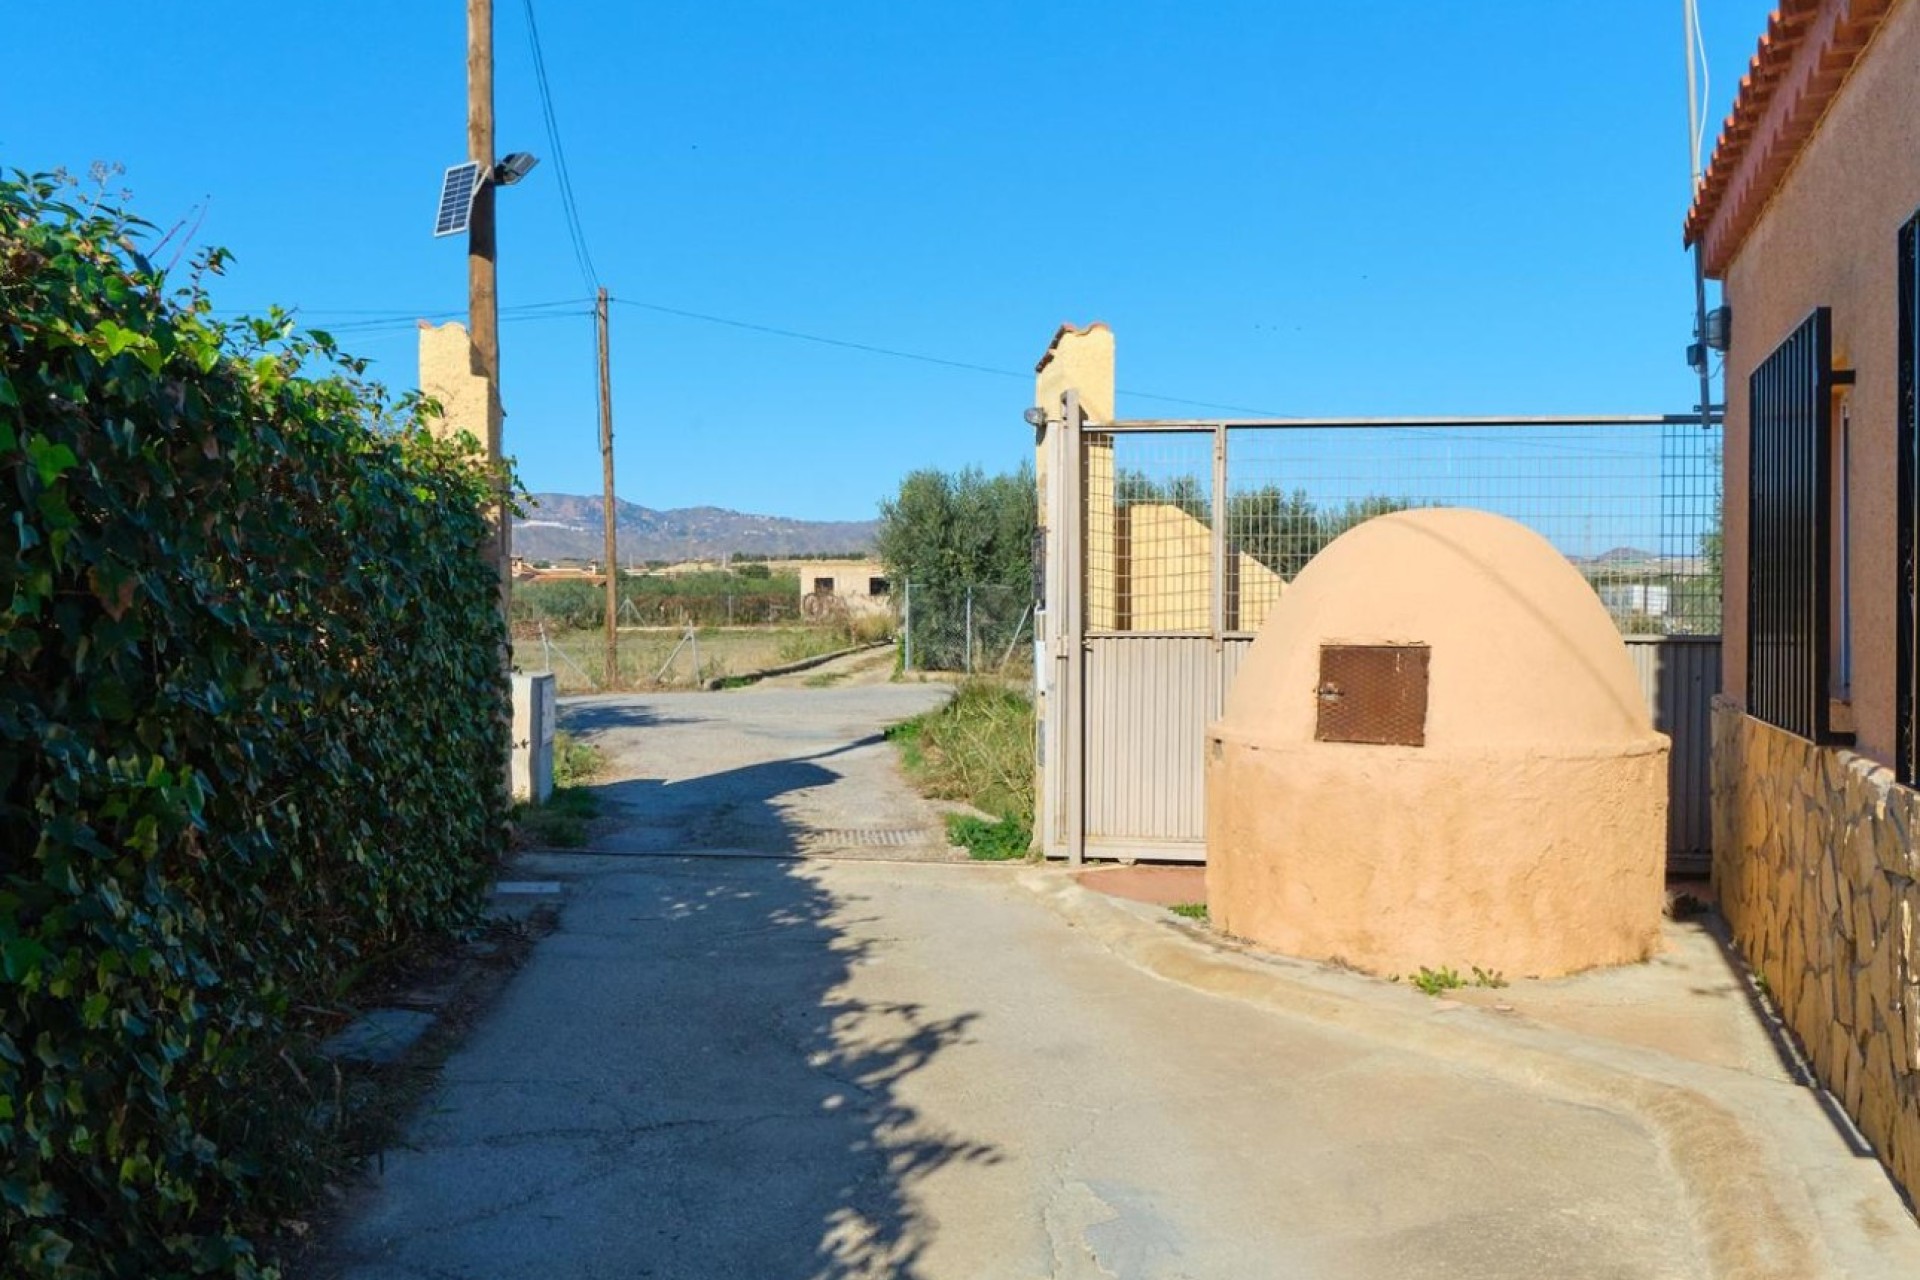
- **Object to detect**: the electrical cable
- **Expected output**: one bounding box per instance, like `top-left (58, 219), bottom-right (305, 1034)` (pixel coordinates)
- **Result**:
top-left (521, 0), bottom-right (598, 292)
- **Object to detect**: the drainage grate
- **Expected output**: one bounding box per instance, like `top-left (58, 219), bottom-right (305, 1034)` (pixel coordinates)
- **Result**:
top-left (810, 828), bottom-right (941, 847)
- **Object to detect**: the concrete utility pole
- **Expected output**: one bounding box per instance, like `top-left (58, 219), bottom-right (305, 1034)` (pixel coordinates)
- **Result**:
top-left (468, 0), bottom-right (510, 603)
top-left (597, 287), bottom-right (618, 687)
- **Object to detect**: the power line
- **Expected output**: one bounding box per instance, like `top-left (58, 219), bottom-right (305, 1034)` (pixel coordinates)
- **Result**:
top-left (601, 297), bottom-right (1406, 420)
top-left (316, 309), bottom-right (592, 336)
top-left (609, 297), bottom-right (1031, 383)
top-left (520, 0), bottom-right (598, 292)
top-left (210, 298), bottom-right (591, 321)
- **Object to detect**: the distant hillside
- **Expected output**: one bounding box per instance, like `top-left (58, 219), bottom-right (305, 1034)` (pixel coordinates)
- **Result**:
top-left (514, 494), bottom-right (879, 563)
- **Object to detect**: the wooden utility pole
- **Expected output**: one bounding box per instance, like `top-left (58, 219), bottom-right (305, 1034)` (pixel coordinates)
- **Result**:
top-left (597, 287), bottom-right (618, 687)
top-left (468, 0), bottom-right (509, 606)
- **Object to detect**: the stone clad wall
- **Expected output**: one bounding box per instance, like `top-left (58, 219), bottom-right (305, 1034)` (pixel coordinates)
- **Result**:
top-left (1712, 697), bottom-right (1920, 1197)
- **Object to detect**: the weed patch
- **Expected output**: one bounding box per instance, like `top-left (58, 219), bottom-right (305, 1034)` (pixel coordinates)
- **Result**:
top-left (515, 733), bottom-right (603, 848)
top-left (1400, 964), bottom-right (1507, 996)
top-left (886, 680), bottom-right (1034, 823)
top-left (1169, 902), bottom-right (1209, 921)
top-left (945, 813), bottom-right (1030, 860)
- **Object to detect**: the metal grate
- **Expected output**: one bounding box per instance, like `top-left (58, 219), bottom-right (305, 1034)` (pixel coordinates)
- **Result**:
top-left (1081, 421), bottom-right (1722, 638)
top-left (1315, 644), bottom-right (1430, 746)
top-left (1082, 431), bottom-right (1217, 634)
top-left (1900, 215), bottom-right (1919, 784)
top-left (1747, 307), bottom-right (1833, 743)
top-left (809, 828), bottom-right (942, 847)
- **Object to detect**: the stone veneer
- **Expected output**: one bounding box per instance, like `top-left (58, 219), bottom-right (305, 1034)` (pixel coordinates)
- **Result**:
top-left (1712, 696), bottom-right (1920, 1199)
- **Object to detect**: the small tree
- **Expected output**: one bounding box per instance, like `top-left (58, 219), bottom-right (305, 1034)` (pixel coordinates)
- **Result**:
top-left (875, 464), bottom-right (1037, 593)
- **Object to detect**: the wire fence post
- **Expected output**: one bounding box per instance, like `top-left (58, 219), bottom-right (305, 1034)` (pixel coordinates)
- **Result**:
top-left (964, 586), bottom-right (974, 674)
top-left (903, 581), bottom-right (914, 672)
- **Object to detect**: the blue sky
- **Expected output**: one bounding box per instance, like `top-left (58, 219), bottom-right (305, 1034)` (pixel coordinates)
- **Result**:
top-left (5, 1), bottom-right (1771, 522)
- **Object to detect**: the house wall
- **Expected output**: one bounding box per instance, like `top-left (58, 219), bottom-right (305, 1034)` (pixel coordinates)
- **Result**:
top-left (796, 559), bottom-right (892, 618)
top-left (1720, 0), bottom-right (1920, 764)
top-left (1107, 503), bottom-right (1285, 632)
top-left (1712, 699), bottom-right (1920, 1198)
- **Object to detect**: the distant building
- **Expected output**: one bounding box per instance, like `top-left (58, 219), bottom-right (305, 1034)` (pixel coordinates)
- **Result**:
top-left (1595, 582), bottom-right (1670, 618)
top-left (790, 559), bottom-right (892, 619)
top-left (510, 557), bottom-right (606, 585)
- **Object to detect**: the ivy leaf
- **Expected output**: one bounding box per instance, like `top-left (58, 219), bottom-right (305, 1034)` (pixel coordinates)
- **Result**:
top-left (26, 437), bottom-right (79, 487)
top-left (3, 937), bottom-right (51, 982)
top-left (88, 563), bottom-right (141, 621)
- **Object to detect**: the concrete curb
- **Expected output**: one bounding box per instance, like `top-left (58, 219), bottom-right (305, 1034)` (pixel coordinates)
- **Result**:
top-left (702, 641), bottom-right (892, 690)
top-left (1018, 867), bottom-right (1828, 1280)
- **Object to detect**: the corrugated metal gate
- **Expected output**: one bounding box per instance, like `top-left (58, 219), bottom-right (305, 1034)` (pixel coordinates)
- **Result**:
top-left (1037, 395), bottom-right (1723, 873)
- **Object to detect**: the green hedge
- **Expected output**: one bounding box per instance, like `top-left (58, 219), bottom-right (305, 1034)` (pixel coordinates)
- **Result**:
top-left (0, 172), bottom-right (510, 1276)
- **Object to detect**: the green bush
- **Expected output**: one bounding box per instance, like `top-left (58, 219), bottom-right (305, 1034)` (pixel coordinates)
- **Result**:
top-left (0, 171), bottom-right (510, 1276)
top-left (888, 681), bottom-right (1035, 858)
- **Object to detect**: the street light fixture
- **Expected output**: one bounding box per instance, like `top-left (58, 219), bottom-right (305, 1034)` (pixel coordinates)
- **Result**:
top-left (493, 152), bottom-right (540, 186)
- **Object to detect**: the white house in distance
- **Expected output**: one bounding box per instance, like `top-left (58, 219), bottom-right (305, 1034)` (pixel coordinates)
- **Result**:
top-left (780, 559), bottom-right (892, 620)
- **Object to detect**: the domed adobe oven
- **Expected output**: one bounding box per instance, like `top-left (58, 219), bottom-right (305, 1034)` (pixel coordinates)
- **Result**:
top-left (1205, 508), bottom-right (1668, 978)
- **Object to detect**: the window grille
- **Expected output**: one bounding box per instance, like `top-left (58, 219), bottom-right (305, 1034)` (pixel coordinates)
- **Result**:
top-left (1898, 215), bottom-right (1919, 782)
top-left (1747, 307), bottom-right (1834, 741)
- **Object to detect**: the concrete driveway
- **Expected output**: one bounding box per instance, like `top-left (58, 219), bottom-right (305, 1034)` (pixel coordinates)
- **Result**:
top-left (559, 660), bottom-right (963, 861)
top-left (317, 671), bottom-right (1920, 1280)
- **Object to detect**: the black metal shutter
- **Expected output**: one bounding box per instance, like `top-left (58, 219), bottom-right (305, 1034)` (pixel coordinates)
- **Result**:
top-left (1747, 307), bottom-right (1833, 741)
top-left (1898, 216), bottom-right (1919, 783)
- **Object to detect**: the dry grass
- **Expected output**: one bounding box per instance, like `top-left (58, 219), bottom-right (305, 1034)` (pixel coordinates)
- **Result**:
top-left (518, 625), bottom-right (871, 693)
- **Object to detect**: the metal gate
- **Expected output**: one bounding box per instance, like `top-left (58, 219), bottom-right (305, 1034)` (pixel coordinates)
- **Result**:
top-left (1036, 394), bottom-right (1724, 871)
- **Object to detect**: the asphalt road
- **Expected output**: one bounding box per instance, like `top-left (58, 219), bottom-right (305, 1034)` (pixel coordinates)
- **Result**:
top-left (557, 656), bottom-right (965, 861)
top-left (316, 671), bottom-right (1920, 1279)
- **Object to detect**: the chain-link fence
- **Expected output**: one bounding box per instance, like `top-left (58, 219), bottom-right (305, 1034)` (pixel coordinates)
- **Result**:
top-left (509, 574), bottom-right (887, 693)
top-left (511, 579), bottom-right (804, 630)
top-left (901, 583), bottom-right (1034, 675)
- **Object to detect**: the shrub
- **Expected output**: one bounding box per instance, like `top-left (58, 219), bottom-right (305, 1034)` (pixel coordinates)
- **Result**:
top-left (0, 170), bottom-right (510, 1276)
top-left (888, 681), bottom-right (1035, 857)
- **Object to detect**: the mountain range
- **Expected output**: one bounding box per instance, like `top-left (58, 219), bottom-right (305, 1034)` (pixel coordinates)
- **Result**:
top-left (513, 493), bottom-right (879, 564)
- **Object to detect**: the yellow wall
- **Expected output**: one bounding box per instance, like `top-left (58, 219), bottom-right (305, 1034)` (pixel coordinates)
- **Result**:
top-left (417, 321), bottom-right (497, 456)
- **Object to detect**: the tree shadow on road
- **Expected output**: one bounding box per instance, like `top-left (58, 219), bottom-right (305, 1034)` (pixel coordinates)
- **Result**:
top-left (582, 737), bottom-right (894, 856)
top-left (320, 745), bottom-right (997, 1279)
top-left (606, 856), bottom-right (1002, 1278)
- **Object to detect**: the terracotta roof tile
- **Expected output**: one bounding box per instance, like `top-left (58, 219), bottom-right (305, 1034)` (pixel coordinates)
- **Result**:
top-left (1683, 0), bottom-right (1897, 274)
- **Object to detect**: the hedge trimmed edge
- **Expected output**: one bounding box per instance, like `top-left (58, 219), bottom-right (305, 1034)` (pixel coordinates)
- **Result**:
top-left (0, 170), bottom-right (512, 1277)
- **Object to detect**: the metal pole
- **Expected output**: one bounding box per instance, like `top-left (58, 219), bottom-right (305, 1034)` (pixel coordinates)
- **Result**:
top-left (998, 601), bottom-right (1034, 673)
top-left (689, 625), bottom-right (701, 684)
top-left (1683, 0), bottom-right (1715, 433)
top-left (903, 581), bottom-right (913, 671)
top-left (964, 586), bottom-right (974, 674)
top-left (1211, 423), bottom-right (1228, 649)
top-left (1062, 390), bottom-right (1087, 867)
top-left (597, 287), bottom-right (618, 689)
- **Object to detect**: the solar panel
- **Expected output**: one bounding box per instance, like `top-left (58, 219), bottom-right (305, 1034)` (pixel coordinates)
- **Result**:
top-left (433, 161), bottom-right (483, 238)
